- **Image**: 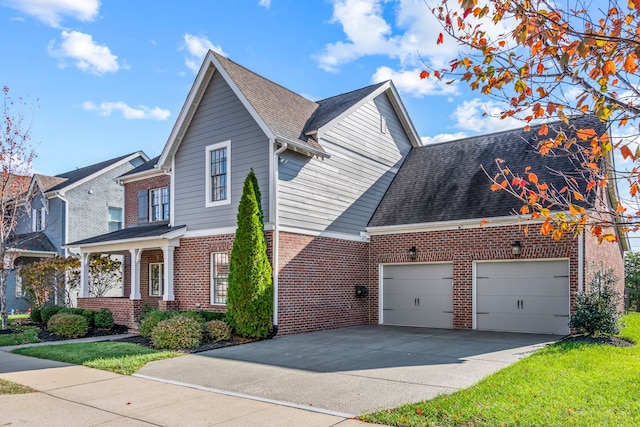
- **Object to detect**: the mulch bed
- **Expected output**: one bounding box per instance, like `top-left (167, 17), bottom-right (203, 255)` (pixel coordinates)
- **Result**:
top-left (561, 335), bottom-right (636, 347)
top-left (113, 334), bottom-right (256, 353)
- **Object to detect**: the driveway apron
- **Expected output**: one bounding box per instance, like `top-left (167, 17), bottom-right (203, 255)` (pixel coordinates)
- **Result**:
top-left (136, 325), bottom-right (560, 415)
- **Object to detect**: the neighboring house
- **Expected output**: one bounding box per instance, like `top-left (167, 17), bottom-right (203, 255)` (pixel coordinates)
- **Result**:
top-left (6, 152), bottom-right (148, 311)
top-left (69, 51), bottom-right (626, 336)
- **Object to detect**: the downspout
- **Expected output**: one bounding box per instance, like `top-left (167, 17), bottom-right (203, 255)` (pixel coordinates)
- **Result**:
top-left (578, 232), bottom-right (584, 293)
top-left (272, 140), bottom-right (288, 333)
top-left (54, 191), bottom-right (70, 258)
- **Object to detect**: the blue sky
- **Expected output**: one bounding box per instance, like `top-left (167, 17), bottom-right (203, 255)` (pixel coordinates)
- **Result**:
top-left (0, 0), bottom-right (521, 176)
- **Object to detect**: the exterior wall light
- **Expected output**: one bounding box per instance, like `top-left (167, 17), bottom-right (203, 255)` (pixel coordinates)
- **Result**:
top-left (512, 241), bottom-right (522, 256)
top-left (409, 246), bottom-right (417, 260)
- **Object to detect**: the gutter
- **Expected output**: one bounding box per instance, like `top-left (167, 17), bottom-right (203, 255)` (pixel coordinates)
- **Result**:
top-left (272, 140), bottom-right (288, 333)
top-left (54, 191), bottom-right (70, 257)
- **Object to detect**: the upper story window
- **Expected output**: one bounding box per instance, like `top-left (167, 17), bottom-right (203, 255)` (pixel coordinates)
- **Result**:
top-left (205, 141), bottom-right (231, 207)
top-left (108, 207), bottom-right (122, 232)
top-left (32, 207), bottom-right (45, 232)
top-left (150, 187), bottom-right (170, 222)
top-left (138, 186), bottom-right (170, 224)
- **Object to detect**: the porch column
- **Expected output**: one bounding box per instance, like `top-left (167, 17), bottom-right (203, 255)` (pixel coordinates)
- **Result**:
top-left (79, 253), bottom-right (90, 297)
top-left (129, 248), bottom-right (141, 300)
top-left (162, 246), bottom-right (175, 301)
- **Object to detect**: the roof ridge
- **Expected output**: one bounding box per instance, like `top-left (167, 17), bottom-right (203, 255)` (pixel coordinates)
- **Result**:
top-left (315, 81), bottom-right (388, 104)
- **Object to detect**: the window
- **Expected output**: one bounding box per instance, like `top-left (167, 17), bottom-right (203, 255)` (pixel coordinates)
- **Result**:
top-left (15, 271), bottom-right (23, 297)
top-left (210, 253), bottom-right (229, 304)
top-left (205, 141), bottom-right (231, 207)
top-left (150, 187), bottom-right (170, 221)
top-left (33, 207), bottom-right (45, 231)
top-left (108, 207), bottom-right (122, 232)
top-left (149, 263), bottom-right (164, 296)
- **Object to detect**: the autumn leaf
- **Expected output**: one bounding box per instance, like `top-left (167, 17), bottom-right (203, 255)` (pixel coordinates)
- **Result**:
top-left (621, 144), bottom-right (634, 159)
top-left (576, 128), bottom-right (596, 140)
top-left (437, 33), bottom-right (444, 44)
top-left (603, 60), bottom-right (616, 76)
top-left (528, 172), bottom-right (538, 184)
top-left (538, 124), bottom-right (548, 136)
top-left (420, 70), bottom-right (429, 79)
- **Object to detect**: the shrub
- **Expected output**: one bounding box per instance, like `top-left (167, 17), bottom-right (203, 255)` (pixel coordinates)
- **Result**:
top-left (59, 307), bottom-right (85, 316)
top-left (203, 320), bottom-right (231, 342)
top-left (47, 313), bottom-right (89, 338)
top-left (40, 306), bottom-right (62, 325)
top-left (151, 315), bottom-right (203, 350)
top-left (570, 268), bottom-right (622, 337)
top-left (94, 308), bottom-right (114, 329)
top-left (139, 310), bottom-right (180, 337)
top-left (29, 307), bottom-right (42, 323)
top-left (82, 310), bottom-right (96, 327)
top-left (198, 311), bottom-right (226, 322)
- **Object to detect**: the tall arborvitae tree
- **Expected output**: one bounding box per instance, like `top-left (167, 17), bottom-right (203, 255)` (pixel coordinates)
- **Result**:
top-left (226, 169), bottom-right (273, 338)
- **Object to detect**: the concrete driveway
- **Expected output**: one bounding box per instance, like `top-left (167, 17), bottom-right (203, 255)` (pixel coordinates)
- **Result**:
top-left (136, 325), bottom-right (561, 416)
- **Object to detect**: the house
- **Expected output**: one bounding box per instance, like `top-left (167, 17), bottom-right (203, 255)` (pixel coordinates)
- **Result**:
top-left (6, 152), bottom-right (148, 312)
top-left (69, 51), bottom-right (626, 336)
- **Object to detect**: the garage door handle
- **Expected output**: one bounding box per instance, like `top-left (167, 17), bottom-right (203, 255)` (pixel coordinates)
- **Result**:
top-left (383, 308), bottom-right (393, 311)
top-left (477, 312), bottom-right (489, 315)
top-left (443, 311), bottom-right (453, 314)
top-left (554, 314), bottom-right (569, 317)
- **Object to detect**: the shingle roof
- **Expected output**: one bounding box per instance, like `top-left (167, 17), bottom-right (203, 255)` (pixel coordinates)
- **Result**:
top-left (304, 81), bottom-right (387, 133)
top-left (7, 232), bottom-right (57, 253)
top-left (67, 222), bottom-right (186, 246)
top-left (213, 53), bottom-right (324, 153)
top-left (119, 156), bottom-right (160, 179)
top-left (34, 174), bottom-right (67, 192)
top-left (45, 152), bottom-right (140, 193)
top-left (369, 116), bottom-right (606, 227)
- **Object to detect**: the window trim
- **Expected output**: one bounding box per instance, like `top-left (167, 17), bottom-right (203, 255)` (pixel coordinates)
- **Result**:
top-left (149, 262), bottom-right (164, 297)
top-left (108, 207), bottom-right (123, 232)
top-left (149, 187), bottom-right (170, 222)
top-left (205, 140), bottom-right (231, 208)
top-left (210, 252), bottom-right (229, 305)
top-left (15, 270), bottom-right (23, 298)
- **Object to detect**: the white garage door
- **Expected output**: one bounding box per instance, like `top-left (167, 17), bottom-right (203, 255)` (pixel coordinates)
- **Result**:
top-left (382, 263), bottom-right (453, 328)
top-left (476, 260), bottom-right (570, 335)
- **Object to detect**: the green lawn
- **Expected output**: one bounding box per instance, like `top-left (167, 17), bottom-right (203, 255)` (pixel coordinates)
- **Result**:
top-left (12, 342), bottom-right (181, 375)
top-left (362, 313), bottom-right (640, 427)
top-left (0, 325), bottom-right (40, 346)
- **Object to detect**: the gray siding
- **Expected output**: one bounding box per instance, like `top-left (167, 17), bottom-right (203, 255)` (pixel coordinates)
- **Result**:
top-left (46, 197), bottom-right (65, 255)
top-left (173, 71), bottom-right (270, 230)
top-left (278, 93), bottom-right (412, 235)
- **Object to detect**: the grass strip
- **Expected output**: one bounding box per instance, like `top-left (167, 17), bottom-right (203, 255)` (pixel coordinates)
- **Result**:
top-left (12, 341), bottom-right (181, 375)
top-left (361, 313), bottom-right (640, 426)
top-left (0, 378), bottom-right (35, 395)
top-left (0, 325), bottom-right (41, 347)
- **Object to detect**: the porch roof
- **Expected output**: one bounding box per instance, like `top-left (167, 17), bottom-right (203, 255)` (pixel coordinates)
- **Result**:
top-left (7, 231), bottom-right (57, 254)
top-left (65, 222), bottom-right (186, 249)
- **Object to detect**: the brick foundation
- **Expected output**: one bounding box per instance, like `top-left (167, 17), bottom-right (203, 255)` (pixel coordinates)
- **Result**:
top-left (77, 297), bottom-right (144, 331)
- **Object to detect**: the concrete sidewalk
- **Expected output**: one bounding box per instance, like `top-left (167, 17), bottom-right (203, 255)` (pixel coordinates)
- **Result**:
top-left (0, 349), bottom-right (373, 426)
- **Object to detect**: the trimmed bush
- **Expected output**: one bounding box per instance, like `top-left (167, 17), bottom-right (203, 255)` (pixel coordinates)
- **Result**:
top-left (82, 310), bottom-right (96, 327)
top-left (29, 307), bottom-right (42, 323)
top-left (203, 320), bottom-right (231, 342)
top-left (570, 268), bottom-right (622, 337)
top-left (139, 310), bottom-right (179, 337)
top-left (40, 306), bottom-right (62, 325)
top-left (59, 307), bottom-right (85, 316)
top-left (94, 308), bottom-right (114, 329)
top-left (47, 313), bottom-right (89, 338)
top-left (151, 315), bottom-right (203, 350)
top-left (198, 311), bottom-right (226, 322)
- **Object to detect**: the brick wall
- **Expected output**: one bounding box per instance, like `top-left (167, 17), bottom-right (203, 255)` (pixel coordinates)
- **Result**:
top-left (584, 230), bottom-right (625, 311)
top-left (124, 175), bottom-right (171, 227)
top-left (369, 225), bottom-right (579, 329)
top-left (78, 297), bottom-right (144, 331)
top-left (277, 231), bottom-right (370, 335)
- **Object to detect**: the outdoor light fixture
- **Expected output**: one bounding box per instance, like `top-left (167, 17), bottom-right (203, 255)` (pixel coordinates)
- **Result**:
top-left (511, 241), bottom-right (522, 256)
top-left (408, 246), bottom-right (417, 260)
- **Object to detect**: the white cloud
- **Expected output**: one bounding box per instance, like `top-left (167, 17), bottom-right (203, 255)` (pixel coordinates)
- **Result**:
top-left (82, 101), bottom-right (170, 120)
top-left (182, 33), bottom-right (226, 74)
top-left (48, 30), bottom-right (119, 75)
top-left (372, 66), bottom-right (458, 97)
top-left (421, 132), bottom-right (468, 145)
top-left (4, 0), bottom-right (100, 27)
top-left (258, 0), bottom-right (271, 8)
top-left (450, 98), bottom-right (522, 133)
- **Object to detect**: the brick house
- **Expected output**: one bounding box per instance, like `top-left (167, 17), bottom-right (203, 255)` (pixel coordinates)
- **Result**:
top-left (69, 51), bottom-right (626, 336)
top-left (6, 152), bottom-right (148, 312)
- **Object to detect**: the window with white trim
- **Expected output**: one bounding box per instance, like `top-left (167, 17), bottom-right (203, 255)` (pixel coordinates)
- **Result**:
top-left (205, 141), bottom-right (231, 207)
top-left (32, 207), bottom-right (45, 231)
top-left (149, 263), bottom-right (164, 296)
top-left (150, 187), bottom-right (170, 221)
top-left (210, 253), bottom-right (229, 304)
top-left (108, 207), bottom-right (122, 232)
top-left (15, 271), bottom-right (23, 297)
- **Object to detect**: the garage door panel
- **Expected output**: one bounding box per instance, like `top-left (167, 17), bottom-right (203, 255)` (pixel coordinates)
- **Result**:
top-left (476, 260), bottom-right (570, 335)
top-left (382, 263), bottom-right (453, 328)
top-left (477, 312), bottom-right (569, 335)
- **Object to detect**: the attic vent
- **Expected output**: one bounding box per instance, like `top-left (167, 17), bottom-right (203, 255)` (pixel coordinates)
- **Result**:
top-left (380, 114), bottom-right (388, 134)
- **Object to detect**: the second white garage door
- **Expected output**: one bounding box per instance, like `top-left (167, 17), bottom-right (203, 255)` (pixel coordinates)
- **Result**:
top-left (476, 260), bottom-right (570, 335)
top-left (382, 263), bottom-right (453, 328)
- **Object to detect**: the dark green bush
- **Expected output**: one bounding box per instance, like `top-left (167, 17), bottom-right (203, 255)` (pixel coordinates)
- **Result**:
top-left (139, 310), bottom-right (179, 337)
top-left (94, 308), bottom-right (114, 329)
top-left (82, 310), bottom-right (96, 327)
top-left (47, 313), bottom-right (89, 338)
top-left (59, 307), bottom-right (85, 316)
top-left (203, 320), bottom-right (231, 342)
top-left (40, 306), bottom-right (62, 325)
top-left (570, 268), bottom-right (622, 337)
top-left (198, 311), bottom-right (226, 322)
top-left (151, 315), bottom-right (203, 349)
top-left (29, 307), bottom-right (42, 323)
